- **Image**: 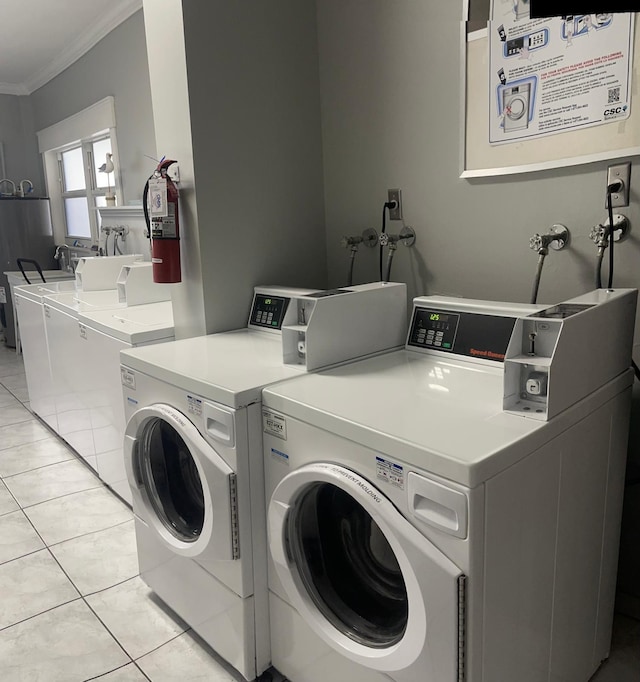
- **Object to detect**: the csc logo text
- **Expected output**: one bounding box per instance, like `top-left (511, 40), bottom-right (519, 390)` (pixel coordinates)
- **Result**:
top-left (604, 105), bottom-right (628, 117)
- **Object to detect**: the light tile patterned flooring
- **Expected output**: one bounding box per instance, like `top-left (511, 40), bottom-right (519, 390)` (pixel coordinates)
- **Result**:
top-left (0, 344), bottom-right (279, 681)
top-left (0, 342), bottom-right (638, 681)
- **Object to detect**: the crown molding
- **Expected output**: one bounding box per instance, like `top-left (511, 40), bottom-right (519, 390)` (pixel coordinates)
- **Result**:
top-left (25, 0), bottom-right (143, 95)
top-left (0, 82), bottom-right (29, 96)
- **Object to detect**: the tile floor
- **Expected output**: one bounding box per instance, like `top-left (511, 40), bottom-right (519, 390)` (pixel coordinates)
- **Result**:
top-left (0, 342), bottom-right (638, 681)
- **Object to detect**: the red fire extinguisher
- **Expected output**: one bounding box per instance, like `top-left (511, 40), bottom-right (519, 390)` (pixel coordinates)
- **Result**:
top-left (143, 158), bottom-right (181, 283)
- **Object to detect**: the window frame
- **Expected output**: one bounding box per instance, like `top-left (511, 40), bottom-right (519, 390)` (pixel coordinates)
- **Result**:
top-left (37, 97), bottom-right (120, 247)
top-left (57, 134), bottom-right (114, 240)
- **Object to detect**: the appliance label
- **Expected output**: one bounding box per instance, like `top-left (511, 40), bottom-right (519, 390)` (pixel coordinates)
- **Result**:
top-left (0, 287), bottom-right (5, 304)
top-left (120, 367), bottom-right (136, 390)
top-left (376, 456), bottom-right (405, 489)
top-left (270, 447), bottom-right (290, 464)
top-left (79, 324), bottom-right (87, 340)
top-left (262, 409), bottom-right (287, 440)
top-left (148, 178), bottom-right (168, 217)
top-left (187, 394), bottom-right (203, 417)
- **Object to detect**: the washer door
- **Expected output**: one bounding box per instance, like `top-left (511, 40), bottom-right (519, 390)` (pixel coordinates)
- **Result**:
top-left (124, 404), bottom-right (238, 560)
top-left (269, 462), bottom-right (463, 678)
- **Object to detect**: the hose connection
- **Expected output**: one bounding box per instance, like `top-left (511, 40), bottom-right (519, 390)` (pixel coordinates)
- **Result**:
top-left (529, 224), bottom-right (569, 255)
top-left (590, 215), bottom-right (629, 249)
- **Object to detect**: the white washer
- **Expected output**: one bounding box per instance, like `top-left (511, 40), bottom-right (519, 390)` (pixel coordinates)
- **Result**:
top-left (39, 262), bottom-right (170, 469)
top-left (262, 289), bottom-right (636, 682)
top-left (6, 270), bottom-right (75, 354)
top-left (120, 283), bottom-right (407, 681)
top-left (13, 280), bottom-right (78, 432)
top-left (503, 82), bottom-right (531, 132)
top-left (77, 301), bottom-right (174, 503)
top-left (43, 289), bottom-right (125, 465)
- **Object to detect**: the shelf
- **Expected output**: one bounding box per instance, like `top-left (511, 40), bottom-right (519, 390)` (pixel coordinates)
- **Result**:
top-left (506, 355), bottom-right (553, 367)
top-left (505, 399), bottom-right (548, 420)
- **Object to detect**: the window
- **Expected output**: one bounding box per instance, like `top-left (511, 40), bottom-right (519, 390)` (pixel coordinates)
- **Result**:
top-left (37, 97), bottom-right (119, 245)
top-left (59, 135), bottom-right (113, 239)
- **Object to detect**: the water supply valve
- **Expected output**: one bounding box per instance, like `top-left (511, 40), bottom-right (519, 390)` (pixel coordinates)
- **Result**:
top-left (341, 228), bottom-right (378, 251)
top-left (379, 226), bottom-right (416, 248)
top-left (378, 227), bottom-right (416, 282)
top-left (590, 215), bottom-right (629, 248)
top-left (342, 228), bottom-right (379, 286)
top-left (529, 224), bottom-right (569, 255)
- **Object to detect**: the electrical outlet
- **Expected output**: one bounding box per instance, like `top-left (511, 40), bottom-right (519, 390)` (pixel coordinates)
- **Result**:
top-left (387, 189), bottom-right (402, 220)
top-left (606, 162), bottom-right (631, 208)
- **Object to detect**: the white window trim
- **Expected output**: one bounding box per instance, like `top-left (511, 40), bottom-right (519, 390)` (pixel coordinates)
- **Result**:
top-left (37, 96), bottom-right (121, 246)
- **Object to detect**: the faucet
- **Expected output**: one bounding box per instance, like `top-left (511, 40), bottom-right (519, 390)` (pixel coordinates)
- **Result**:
top-left (16, 180), bottom-right (33, 197)
top-left (0, 179), bottom-right (16, 197)
top-left (54, 244), bottom-right (74, 273)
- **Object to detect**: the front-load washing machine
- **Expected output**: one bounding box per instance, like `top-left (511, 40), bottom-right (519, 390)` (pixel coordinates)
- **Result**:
top-left (262, 288), bottom-right (636, 682)
top-left (503, 82), bottom-right (531, 132)
top-left (120, 282), bottom-right (407, 681)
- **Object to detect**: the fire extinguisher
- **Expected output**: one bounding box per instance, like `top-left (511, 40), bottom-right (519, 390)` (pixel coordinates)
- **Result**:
top-left (143, 158), bottom-right (181, 283)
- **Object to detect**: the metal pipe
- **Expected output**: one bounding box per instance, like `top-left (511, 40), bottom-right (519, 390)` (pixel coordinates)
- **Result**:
top-left (596, 247), bottom-right (605, 289)
top-left (384, 245), bottom-right (397, 283)
top-left (347, 246), bottom-right (357, 286)
top-left (530, 252), bottom-right (546, 304)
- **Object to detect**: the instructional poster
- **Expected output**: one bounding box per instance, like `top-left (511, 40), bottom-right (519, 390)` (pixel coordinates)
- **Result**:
top-left (488, 9), bottom-right (634, 144)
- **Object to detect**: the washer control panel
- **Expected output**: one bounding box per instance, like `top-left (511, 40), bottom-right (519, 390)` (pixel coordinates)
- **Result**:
top-left (504, 28), bottom-right (549, 57)
top-left (249, 294), bottom-right (289, 330)
top-left (408, 309), bottom-right (460, 351)
top-left (407, 307), bottom-right (516, 362)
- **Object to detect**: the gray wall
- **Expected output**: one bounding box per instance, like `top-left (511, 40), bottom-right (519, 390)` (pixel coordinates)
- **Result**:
top-left (0, 95), bottom-right (44, 193)
top-left (316, 0), bottom-right (640, 615)
top-left (29, 10), bottom-right (156, 206)
top-left (183, 0), bottom-right (327, 332)
top-left (145, 0), bottom-right (327, 338)
top-left (317, 2), bottom-right (639, 307)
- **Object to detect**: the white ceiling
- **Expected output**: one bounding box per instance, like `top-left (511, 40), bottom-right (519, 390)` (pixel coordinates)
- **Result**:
top-left (0, 0), bottom-right (142, 95)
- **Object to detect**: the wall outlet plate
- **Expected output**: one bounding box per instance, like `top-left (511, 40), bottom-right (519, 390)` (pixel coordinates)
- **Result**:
top-left (606, 162), bottom-right (631, 208)
top-left (387, 189), bottom-right (402, 220)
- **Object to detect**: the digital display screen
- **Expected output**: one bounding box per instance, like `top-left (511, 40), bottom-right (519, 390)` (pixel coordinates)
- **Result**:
top-left (250, 294), bottom-right (289, 329)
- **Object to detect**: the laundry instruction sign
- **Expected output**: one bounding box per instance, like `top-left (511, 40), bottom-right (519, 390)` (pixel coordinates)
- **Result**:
top-left (488, 10), bottom-right (634, 144)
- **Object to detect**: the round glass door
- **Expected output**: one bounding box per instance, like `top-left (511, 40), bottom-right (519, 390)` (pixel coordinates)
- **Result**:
top-left (287, 482), bottom-right (408, 647)
top-left (138, 417), bottom-right (204, 542)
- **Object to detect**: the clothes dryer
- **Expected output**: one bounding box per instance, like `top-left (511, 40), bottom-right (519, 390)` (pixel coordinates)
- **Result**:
top-left (262, 289), bottom-right (636, 682)
top-left (120, 282), bottom-right (407, 681)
